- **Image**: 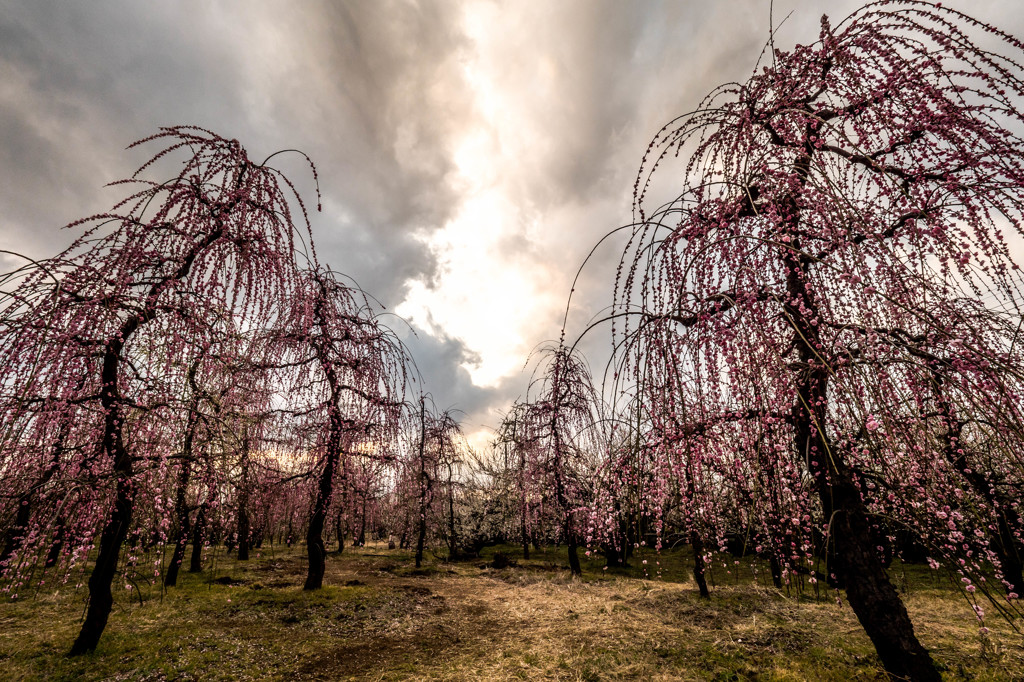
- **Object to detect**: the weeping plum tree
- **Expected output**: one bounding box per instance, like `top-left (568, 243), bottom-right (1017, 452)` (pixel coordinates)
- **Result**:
top-left (407, 400), bottom-right (467, 567)
top-left (277, 268), bottom-right (408, 590)
top-left (493, 402), bottom-right (534, 560)
top-left (0, 127), bottom-right (317, 654)
top-left (436, 410), bottom-right (471, 560)
top-left (614, 3), bottom-right (1024, 680)
top-left (515, 345), bottom-right (603, 576)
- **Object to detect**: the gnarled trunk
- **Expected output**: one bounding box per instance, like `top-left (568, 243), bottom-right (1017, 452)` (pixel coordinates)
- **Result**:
top-left (823, 470), bottom-right (939, 681)
top-left (70, 341), bottom-right (135, 656)
top-left (781, 199), bottom-right (938, 681)
top-left (305, 414), bottom-right (341, 590)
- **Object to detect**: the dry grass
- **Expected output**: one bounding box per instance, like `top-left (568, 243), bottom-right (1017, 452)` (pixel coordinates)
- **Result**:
top-left (0, 544), bottom-right (1021, 680)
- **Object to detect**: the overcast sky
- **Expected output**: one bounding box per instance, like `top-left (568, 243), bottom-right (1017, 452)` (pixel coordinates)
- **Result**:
top-left (2, 0), bottom-right (1021, 448)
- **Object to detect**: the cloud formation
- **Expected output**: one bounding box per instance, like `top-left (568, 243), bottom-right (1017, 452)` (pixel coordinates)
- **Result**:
top-left (2, 0), bottom-right (1021, 446)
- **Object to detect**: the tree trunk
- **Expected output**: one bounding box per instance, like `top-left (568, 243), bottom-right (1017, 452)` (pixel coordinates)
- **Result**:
top-left (237, 505), bottom-right (250, 561)
top-left (769, 555), bottom-right (784, 589)
top-left (692, 534), bottom-right (710, 598)
top-left (237, 441), bottom-right (251, 562)
top-left (45, 516), bottom-right (66, 569)
top-left (335, 508), bottom-right (345, 554)
top-left (567, 533), bottom-right (582, 576)
top-left (304, 502), bottom-right (328, 589)
top-left (70, 340), bottom-right (135, 656)
top-left (521, 507), bottom-right (530, 560)
top-left (305, 278), bottom-right (357, 588)
top-left (604, 544), bottom-right (625, 568)
top-left (164, 423), bottom-right (196, 588)
top-left (780, 197), bottom-right (939, 680)
top-left (0, 497), bottom-right (32, 570)
top-left (67, 213), bottom-right (231, 656)
top-left (825, 471), bottom-right (940, 681)
top-left (69, 477), bottom-right (133, 656)
top-left (189, 503), bottom-right (207, 573)
top-left (304, 415), bottom-right (341, 590)
top-left (163, 499), bottom-right (191, 587)
top-left (446, 466), bottom-right (458, 560)
top-left (415, 512), bottom-right (427, 568)
top-left (357, 492), bottom-right (367, 547)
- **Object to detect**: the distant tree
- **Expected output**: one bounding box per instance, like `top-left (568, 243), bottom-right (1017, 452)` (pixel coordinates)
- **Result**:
top-left (408, 400), bottom-right (466, 567)
top-left (516, 345), bottom-right (603, 576)
top-left (613, 4), bottom-right (1024, 680)
top-left (163, 343), bottom-right (224, 587)
top-left (493, 403), bottom-right (535, 560)
top-left (437, 413), bottom-right (471, 560)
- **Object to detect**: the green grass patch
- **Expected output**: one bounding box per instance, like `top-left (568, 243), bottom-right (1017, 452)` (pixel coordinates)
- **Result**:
top-left (0, 543), bottom-right (1021, 680)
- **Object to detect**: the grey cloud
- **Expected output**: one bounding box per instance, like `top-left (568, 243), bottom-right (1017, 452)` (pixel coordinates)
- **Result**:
top-left (2, 0), bottom-right (1021, 435)
top-left (239, 0), bottom-right (475, 302)
top-left (0, 0), bottom-right (472, 303)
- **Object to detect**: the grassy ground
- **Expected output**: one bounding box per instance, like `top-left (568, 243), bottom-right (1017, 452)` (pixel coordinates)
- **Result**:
top-left (0, 543), bottom-right (1021, 680)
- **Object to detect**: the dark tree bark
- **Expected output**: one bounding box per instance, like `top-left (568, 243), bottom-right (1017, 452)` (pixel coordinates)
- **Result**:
top-left (165, 404), bottom-right (199, 588)
top-left (357, 492), bottom-right (367, 547)
top-left (304, 275), bottom-right (352, 589)
top-left (45, 516), bottom-right (65, 569)
top-left (335, 508), bottom-right (345, 554)
top-left (769, 555), bottom-right (784, 590)
top-left (237, 507), bottom-right (250, 561)
top-left (0, 498), bottom-right (32, 570)
top-left (189, 503), bottom-right (208, 573)
top-left (691, 534), bottom-right (710, 599)
top-left (304, 401), bottom-right (342, 589)
top-left (566, 532), bottom-right (582, 576)
top-left (163, 463), bottom-right (192, 587)
top-left (683, 450), bottom-right (709, 597)
top-left (69, 334), bottom-right (138, 656)
top-left (604, 544), bottom-right (626, 568)
top-left (237, 438), bottom-right (251, 562)
top-left (780, 185), bottom-right (939, 681)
